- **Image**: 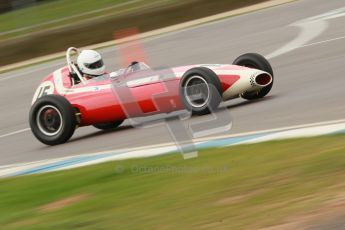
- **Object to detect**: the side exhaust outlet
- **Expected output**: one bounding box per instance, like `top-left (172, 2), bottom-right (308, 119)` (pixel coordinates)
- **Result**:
top-left (222, 69), bottom-right (273, 100)
top-left (254, 73), bottom-right (272, 87)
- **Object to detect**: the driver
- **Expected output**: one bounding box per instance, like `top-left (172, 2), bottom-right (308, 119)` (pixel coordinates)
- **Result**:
top-left (77, 49), bottom-right (105, 80)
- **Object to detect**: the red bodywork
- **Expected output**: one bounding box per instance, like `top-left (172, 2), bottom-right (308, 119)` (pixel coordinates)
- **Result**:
top-left (33, 64), bottom-right (247, 126)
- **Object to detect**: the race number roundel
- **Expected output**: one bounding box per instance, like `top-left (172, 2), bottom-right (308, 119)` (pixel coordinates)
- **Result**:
top-left (31, 81), bottom-right (55, 104)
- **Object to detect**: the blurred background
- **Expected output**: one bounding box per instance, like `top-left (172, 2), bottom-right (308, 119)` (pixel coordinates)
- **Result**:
top-left (0, 0), bottom-right (266, 67)
top-left (1, 0), bottom-right (345, 229)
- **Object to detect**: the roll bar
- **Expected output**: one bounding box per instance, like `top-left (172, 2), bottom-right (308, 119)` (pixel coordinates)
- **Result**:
top-left (66, 47), bottom-right (86, 85)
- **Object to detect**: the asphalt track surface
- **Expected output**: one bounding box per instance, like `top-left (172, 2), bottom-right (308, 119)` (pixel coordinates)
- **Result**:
top-left (0, 0), bottom-right (345, 167)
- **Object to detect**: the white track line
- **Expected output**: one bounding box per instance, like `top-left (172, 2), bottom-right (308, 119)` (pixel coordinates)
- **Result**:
top-left (266, 6), bottom-right (345, 59)
top-left (1, 119), bottom-right (345, 177)
top-left (266, 19), bottom-right (328, 59)
top-left (301, 35), bottom-right (345, 48)
top-left (196, 118), bottom-right (345, 142)
top-left (0, 128), bottom-right (30, 139)
top-left (2, 118), bottom-right (345, 141)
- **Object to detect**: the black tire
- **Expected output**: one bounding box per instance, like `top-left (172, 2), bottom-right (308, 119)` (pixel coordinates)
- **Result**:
top-left (93, 120), bottom-right (123, 130)
top-left (232, 53), bottom-right (274, 100)
top-left (179, 67), bottom-right (222, 115)
top-left (29, 95), bottom-right (77, 145)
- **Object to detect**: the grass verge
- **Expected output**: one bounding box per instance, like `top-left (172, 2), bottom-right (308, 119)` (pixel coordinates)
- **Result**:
top-left (0, 134), bottom-right (345, 229)
top-left (0, 0), bottom-right (170, 39)
top-left (0, 0), bottom-right (268, 67)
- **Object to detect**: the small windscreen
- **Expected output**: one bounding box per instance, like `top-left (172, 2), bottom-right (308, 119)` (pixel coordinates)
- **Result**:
top-left (129, 62), bottom-right (151, 72)
top-left (85, 59), bottom-right (104, 69)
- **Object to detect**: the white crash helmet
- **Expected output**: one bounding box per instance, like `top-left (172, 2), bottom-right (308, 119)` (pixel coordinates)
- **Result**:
top-left (77, 50), bottom-right (105, 76)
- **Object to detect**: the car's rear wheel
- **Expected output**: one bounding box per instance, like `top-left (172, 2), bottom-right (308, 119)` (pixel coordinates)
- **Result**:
top-left (179, 67), bottom-right (222, 115)
top-left (232, 53), bottom-right (274, 100)
top-left (93, 120), bottom-right (124, 130)
top-left (29, 95), bottom-right (77, 145)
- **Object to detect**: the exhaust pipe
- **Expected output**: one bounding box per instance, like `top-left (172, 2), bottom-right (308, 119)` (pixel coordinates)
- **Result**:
top-left (222, 70), bottom-right (272, 100)
top-left (253, 73), bottom-right (272, 87)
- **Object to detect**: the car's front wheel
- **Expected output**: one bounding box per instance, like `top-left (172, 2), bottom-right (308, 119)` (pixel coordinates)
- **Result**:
top-left (29, 95), bottom-right (77, 145)
top-left (179, 67), bottom-right (222, 115)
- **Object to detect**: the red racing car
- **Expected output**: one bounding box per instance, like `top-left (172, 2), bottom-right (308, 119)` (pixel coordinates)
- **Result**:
top-left (29, 47), bottom-right (274, 145)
